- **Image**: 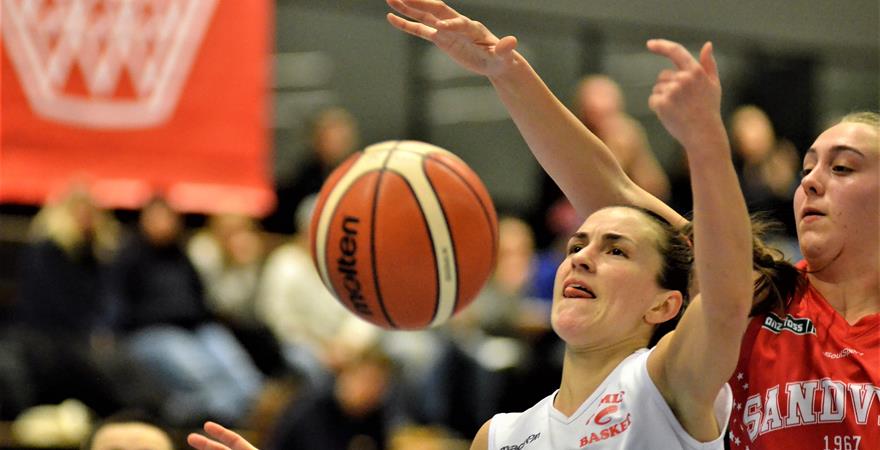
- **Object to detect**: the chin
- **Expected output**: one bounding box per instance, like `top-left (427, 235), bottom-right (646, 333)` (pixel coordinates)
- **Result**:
top-left (551, 324), bottom-right (585, 345)
top-left (799, 241), bottom-right (841, 271)
top-left (551, 310), bottom-right (588, 342)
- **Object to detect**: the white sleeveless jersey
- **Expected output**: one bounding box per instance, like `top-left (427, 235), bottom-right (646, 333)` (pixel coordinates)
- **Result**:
top-left (488, 349), bottom-right (732, 450)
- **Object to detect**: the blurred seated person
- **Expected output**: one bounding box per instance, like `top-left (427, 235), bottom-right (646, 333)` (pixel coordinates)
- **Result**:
top-left (410, 216), bottom-right (559, 438)
top-left (530, 74), bottom-right (669, 268)
top-left (257, 195), bottom-right (378, 389)
top-left (574, 75), bottom-right (671, 201)
top-left (107, 197), bottom-right (264, 427)
top-left (462, 216), bottom-right (548, 335)
top-left (729, 104), bottom-right (800, 240)
top-left (266, 107), bottom-right (360, 234)
top-left (388, 425), bottom-right (467, 450)
top-left (263, 344), bottom-right (401, 450)
top-left (187, 213), bottom-right (285, 376)
top-left (8, 184), bottom-right (125, 417)
top-left (189, 422), bottom-right (467, 450)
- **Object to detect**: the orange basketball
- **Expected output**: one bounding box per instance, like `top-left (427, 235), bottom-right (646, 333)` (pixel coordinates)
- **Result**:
top-left (309, 140), bottom-right (498, 330)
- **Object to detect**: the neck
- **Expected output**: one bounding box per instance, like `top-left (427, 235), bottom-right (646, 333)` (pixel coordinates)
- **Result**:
top-left (554, 338), bottom-right (645, 417)
top-left (807, 258), bottom-right (880, 324)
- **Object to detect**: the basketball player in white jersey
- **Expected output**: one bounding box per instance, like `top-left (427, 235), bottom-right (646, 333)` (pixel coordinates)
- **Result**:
top-left (386, 1), bottom-right (754, 449)
top-left (388, 1), bottom-right (880, 449)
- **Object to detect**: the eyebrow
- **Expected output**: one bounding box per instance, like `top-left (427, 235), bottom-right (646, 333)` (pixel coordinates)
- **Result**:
top-left (804, 145), bottom-right (866, 159)
top-left (569, 231), bottom-right (635, 246)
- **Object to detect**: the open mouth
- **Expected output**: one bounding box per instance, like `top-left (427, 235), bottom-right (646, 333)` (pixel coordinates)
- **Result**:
top-left (564, 282), bottom-right (596, 299)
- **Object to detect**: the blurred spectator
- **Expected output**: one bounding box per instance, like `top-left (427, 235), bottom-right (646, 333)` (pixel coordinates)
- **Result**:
top-left (3, 185), bottom-right (125, 418)
top-left (10, 398), bottom-right (93, 448)
top-left (403, 217), bottom-right (559, 439)
top-left (264, 345), bottom-right (400, 450)
top-left (459, 216), bottom-right (547, 335)
top-left (730, 105), bottom-right (801, 237)
top-left (107, 197), bottom-right (264, 427)
top-left (574, 74), bottom-right (671, 201)
top-left (531, 74), bottom-right (669, 256)
top-left (257, 195), bottom-right (378, 389)
top-left (266, 107), bottom-right (360, 234)
top-left (81, 410), bottom-right (173, 450)
top-left (188, 213), bottom-right (264, 323)
top-left (473, 218), bottom-right (560, 416)
top-left (670, 105), bottom-right (801, 256)
top-left (17, 185), bottom-right (119, 335)
top-left (388, 425), bottom-right (468, 450)
top-left (187, 213), bottom-right (286, 376)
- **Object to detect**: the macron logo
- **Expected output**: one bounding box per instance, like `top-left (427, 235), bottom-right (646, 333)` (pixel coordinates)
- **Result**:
top-left (500, 432), bottom-right (540, 450)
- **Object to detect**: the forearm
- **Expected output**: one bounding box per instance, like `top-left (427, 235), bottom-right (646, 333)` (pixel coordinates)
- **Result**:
top-left (644, 40), bottom-right (754, 438)
top-left (656, 125), bottom-right (752, 429)
top-left (488, 53), bottom-right (681, 223)
top-left (386, 0), bottom-right (683, 225)
top-left (688, 129), bottom-right (753, 323)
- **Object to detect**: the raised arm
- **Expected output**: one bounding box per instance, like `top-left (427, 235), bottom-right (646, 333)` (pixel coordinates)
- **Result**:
top-left (645, 40), bottom-right (752, 441)
top-left (386, 0), bottom-right (685, 227)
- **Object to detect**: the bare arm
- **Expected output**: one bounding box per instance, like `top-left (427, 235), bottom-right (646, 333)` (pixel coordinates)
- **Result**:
top-left (470, 419), bottom-right (491, 450)
top-left (644, 41), bottom-right (752, 441)
top-left (386, 0), bottom-right (684, 227)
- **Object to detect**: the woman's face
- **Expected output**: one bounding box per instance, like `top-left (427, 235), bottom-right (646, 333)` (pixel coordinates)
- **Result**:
top-left (551, 207), bottom-right (672, 348)
top-left (731, 107), bottom-right (775, 163)
top-left (794, 121), bottom-right (879, 272)
top-left (141, 202), bottom-right (182, 246)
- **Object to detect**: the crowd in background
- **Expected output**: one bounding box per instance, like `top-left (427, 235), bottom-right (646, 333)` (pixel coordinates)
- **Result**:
top-left (0, 83), bottom-right (804, 449)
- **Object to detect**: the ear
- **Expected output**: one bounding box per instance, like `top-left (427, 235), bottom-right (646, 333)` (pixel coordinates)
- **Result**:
top-left (644, 290), bottom-right (683, 325)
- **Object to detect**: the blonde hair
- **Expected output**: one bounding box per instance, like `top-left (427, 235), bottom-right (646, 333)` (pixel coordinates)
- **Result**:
top-left (839, 111), bottom-right (880, 128)
top-left (29, 187), bottom-right (120, 261)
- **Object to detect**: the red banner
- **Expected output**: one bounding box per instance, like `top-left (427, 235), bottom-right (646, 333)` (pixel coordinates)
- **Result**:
top-left (1, 0), bottom-right (274, 216)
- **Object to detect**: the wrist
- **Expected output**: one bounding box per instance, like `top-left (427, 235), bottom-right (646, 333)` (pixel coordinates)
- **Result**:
top-left (487, 51), bottom-right (529, 87)
top-left (680, 120), bottom-right (729, 156)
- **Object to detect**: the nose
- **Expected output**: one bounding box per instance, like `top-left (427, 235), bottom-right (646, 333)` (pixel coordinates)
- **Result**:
top-left (569, 246), bottom-right (595, 273)
top-left (800, 167), bottom-right (825, 197)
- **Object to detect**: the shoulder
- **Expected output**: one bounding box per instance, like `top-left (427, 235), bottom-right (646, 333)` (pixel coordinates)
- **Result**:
top-left (470, 419), bottom-right (491, 450)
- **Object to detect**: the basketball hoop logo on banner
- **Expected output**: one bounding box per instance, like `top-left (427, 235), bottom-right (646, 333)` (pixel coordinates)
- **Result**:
top-left (2, 0), bottom-right (218, 129)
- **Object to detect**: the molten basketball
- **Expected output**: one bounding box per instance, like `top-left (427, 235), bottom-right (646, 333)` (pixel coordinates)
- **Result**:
top-left (310, 140), bottom-right (498, 330)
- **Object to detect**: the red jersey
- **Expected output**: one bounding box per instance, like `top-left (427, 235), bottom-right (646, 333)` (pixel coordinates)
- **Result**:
top-left (728, 264), bottom-right (880, 450)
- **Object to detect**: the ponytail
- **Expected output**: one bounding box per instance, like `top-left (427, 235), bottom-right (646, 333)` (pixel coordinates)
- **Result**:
top-left (682, 214), bottom-right (804, 317)
top-left (747, 218), bottom-right (805, 316)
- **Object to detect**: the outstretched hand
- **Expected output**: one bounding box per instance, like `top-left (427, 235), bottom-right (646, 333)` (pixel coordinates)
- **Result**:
top-left (646, 39), bottom-right (725, 151)
top-left (386, 0), bottom-right (518, 77)
top-left (187, 422), bottom-right (259, 450)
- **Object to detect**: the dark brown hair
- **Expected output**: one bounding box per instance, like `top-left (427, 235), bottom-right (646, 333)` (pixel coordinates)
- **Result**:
top-left (680, 214), bottom-right (805, 318)
top-left (623, 207), bottom-right (694, 347)
top-left (631, 207), bottom-right (805, 347)
top-left (742, 217), bottom-right (805, 316)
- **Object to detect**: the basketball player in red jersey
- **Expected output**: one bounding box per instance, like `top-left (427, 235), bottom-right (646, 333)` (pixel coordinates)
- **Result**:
top-left (729, 112), bottom-right (879, 450)
top-left (386, 1), bottom-right (879, 449)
